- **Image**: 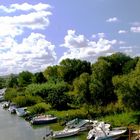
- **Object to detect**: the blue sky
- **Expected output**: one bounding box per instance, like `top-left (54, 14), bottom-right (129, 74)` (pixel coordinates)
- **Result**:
top-left (0, 0), bottom-right (140, 75)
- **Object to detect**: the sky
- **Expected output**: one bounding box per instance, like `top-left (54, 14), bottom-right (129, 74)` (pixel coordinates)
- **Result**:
top-left (0, 0), bottom-right (140, 76)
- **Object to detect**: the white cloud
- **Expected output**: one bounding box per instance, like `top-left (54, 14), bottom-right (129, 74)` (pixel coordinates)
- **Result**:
top-left (0, 3), bottom-right (52, 38)
top-left (130, 26), bottom-right (140, 33)
top-left (0, 3), bottom-right (51, 13)
top-left (0, 11), bottom-right (51, 31)
top-left (118, 30), bottom-right (127, 34)
top-left (0, 33), bottom-right (56, 75)
top-left (0, 3), bottom-right (54, 76)
top-left (59, 30), bottom-right (117, 62)
top-left (106, 17), bottom-right (119, 23)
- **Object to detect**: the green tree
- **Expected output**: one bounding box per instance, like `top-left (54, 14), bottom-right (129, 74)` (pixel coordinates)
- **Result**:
top-left (32, 72), bottom-right (46, 84)
top-left (6, 74), bottom-right (18, 88)
top-left (113, 58), bottom-right (140, 110)
top-left (100, 52), bottom-right (131, 75)
top-left (58, 58), bottom-right (91, 83)
top-left (89, 59), bottom-right (117, 106)
top-left (73, 73), bottom-right (91, 104)
top-left (18, 71), bottom-right (33, 87)
top-left (43, 65), bottom-right (61, 83)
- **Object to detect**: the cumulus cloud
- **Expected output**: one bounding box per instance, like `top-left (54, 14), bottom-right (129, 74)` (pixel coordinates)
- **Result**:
top-left (130, 26), bottom-right (140, 33)
top-left (0, 3), bottom-right (51, 13)
top-left (0, 3), bottom-right (52, 38)
top-left (0, 3), bottom-right (54, 75)
top-left (59, 30), bottom-right (117, 62)
top-left (0, 33), bottom-right (56, 75)
top-left (106, 17), bottom-right (119, 23)
top-left (0, 11), bottom-right (51, 32)
top-left (118, 30), bottom-right (127, 34)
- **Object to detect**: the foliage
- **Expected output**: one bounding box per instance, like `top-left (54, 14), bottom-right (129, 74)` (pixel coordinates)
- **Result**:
top-left (43, 65), bottom-right (61, 82)
top-left (100, 112), bottom-right (138, 127)
top-left (90, 59), bottom-right (117, 106)
top-left (73, 73), bottom-right (91, 104)
top-left (32, 72), bottom-right (46, 84)
top-left (12, 95), bottom-right (42, 107)
top-left (28, 103), bottom-right (51, 114)
top-left (0, 77), bottom-right (7, 89)
top-left (47, 107), bottom-right (87, 121)
top-left (6, 74), bottom-right (18, 88)
top-left (113, 58), bottom-right (140, 110)
top-left (18, 71), bottom-right (33, 87)
top-left (58, 58), bottom-right (91, 83)
top-left (4, 88), bottom-right (18, 101)
top-left (3, 53), bottom-right (140, 117)
top-left (100, 52), bottom-right (131, 75)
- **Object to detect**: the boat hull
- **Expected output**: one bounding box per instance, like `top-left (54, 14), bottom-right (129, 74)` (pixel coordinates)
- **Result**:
top-left (31, 117), bottom-right (57, 125)
top-left (53, 128), bottom-right (80, 138)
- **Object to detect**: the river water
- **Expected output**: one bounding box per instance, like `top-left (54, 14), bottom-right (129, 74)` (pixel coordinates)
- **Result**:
top-left (0, 103), bottom-right (87, 140)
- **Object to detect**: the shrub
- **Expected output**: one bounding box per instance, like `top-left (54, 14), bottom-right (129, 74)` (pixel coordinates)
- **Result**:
top-left (28, 103), bottom-right (51, 114)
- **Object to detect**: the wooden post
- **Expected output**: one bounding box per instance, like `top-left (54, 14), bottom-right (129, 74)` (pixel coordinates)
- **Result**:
top-left (128, 126), bottom-right (131, 140)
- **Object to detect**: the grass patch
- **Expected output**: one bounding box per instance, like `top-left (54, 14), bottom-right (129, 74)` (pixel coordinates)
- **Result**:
top-left (100, 112), bottom-right (140, 127)
top-left (47, 107), bottom-right (87, 121)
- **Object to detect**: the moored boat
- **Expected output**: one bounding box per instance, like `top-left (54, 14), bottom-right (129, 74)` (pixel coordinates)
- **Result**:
top-left (66, 118), bottom-right (93, 132)
top-left (87, 122), bottom-right (126, 140)
top-left (52, 128), bottom-right (80, 138)
top-left (16, 107), bottom-right (27, 117)
top-left (8, 106), bottom-right (16, 114)
top-left (30, 114), bottom-right (57, 125)
top-left (2, 101), bottom-right (10, 108)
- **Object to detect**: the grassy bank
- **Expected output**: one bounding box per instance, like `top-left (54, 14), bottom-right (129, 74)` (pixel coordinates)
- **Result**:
top-left (100, 111), bottom-right (140, 127)
top-left (47, 109), bottom-right (140, 128)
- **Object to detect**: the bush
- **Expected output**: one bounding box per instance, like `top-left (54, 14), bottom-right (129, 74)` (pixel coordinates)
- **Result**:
top-left (12, 95), bottom-right (43, 107)
top-left (4, 88), bottom-right (18, 101)
top-left (28, 103), bottom-right (51, 114)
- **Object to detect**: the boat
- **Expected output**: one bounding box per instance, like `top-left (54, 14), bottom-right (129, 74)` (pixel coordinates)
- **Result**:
top-left (2, 101), bottom-right (10, 108)
top-left (87, 122), bottom-right (126, 140)
top-left (0, 96), bottom-right (4, 102)
top-left (30, 114), bottom-right (57, 125)
top-left (66, 118), bottom-right (93, 132)
top-left (52, 128), bottom-right (80, 138)
top-left (16, 107), bottom-right (27, 117)
top-left (8, 105), bottom-right (17, 114)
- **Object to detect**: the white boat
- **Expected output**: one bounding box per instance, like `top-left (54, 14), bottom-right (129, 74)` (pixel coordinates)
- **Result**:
top-left (2, 102), bottom-right (10, 108)
top-left (0, 96), bottom-right (4, 102)
top-left (52, 128), bottom-right (80, 138)
top-left (16, 108), bottom-right (27, 117)
top-left (8, 106), bottom-right (16, 114)
top-left (87, 122), bottom-right (126, 140)
top-left (30, 114), bottom-right (57, 125)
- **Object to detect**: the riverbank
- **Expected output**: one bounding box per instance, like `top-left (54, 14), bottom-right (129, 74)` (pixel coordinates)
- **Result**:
top-left (0, 103), bottom-right (87, 140)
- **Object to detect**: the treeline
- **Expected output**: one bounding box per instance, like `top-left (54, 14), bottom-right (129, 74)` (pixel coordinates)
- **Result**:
top-left (1, 52), bottom-right (140, 115)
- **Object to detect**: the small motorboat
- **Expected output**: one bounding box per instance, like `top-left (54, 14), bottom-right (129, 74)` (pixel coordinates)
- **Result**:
top-left (87, 122), bottom-right (126, 140)
top-left (16, 107), bottom-right (27, 117)
top-left (30, 114), bottom-right (57, 125)
top-left (52, 128), bottom-right (80, 138)
top-left (2, 102), bottom-right (10, 108)
top-left (8, 106), bottom-right (17, 114)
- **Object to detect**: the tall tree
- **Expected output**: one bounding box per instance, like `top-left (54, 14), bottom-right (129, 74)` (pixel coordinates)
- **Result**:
top-left (100, 52), bottom-right (131, 75)
top-left (6, 74), bottom-right (18, 88)
top-left (73, 73), bottom-right (91, 104)
top-left (18, 71), bottom-right (33, 87)
top-left (113, 58), bottom-right (140, 110)
top-left (89, 59), bottom-right (117, 106)
top-left (43, 65), bottom-right (60, 83)
top-left (58, 58), bottom-right (91, 83)
top-left (32, 72), bottom-right (46, 84)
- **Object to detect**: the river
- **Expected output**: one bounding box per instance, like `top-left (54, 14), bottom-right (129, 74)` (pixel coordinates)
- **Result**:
top-left (0, 103), bottom-right (87, 140)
